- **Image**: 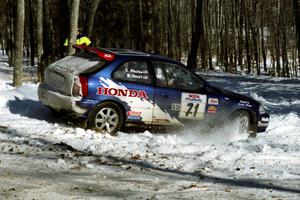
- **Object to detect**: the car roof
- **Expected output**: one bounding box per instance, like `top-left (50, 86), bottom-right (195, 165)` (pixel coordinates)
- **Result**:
top-left (97, 47), bottom-right (184, 66)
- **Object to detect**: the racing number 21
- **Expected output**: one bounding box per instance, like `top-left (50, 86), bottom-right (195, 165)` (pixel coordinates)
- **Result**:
top-left (185, 103), bottom-right (199, 117)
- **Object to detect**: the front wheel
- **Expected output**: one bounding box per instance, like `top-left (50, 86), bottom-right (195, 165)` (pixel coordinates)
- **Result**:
top-left (88, 102), bottom-right (123, 136)
top-left (232, 110), bottom-right (256, 138)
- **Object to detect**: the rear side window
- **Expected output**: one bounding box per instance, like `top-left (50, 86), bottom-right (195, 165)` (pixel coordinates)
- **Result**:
top-left (113, 61), bottom-right (151, 85)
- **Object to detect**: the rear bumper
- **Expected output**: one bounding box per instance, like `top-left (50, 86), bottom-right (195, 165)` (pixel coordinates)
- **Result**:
top-left (257, 113), bottom-right (269, 133)
top-left (38, 83), bottom-right (87, 115)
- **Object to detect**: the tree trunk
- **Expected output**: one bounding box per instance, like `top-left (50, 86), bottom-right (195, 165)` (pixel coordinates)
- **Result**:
top-left (13, 0), bottom-right (25, 87)
top-left (252, 29), bottom-right (260, 75)
top-left (245, 2), bottom-right (251, 74)
top-left (223, 2), bottom-right (229, 72)
top-left (275, 30), bottom-right (281, 76)
top-left (275, 0), bottom-right (281, 76)
top-left (29, 0), bottom-right (35, 67)
top-left (175, 0), bottom-right (182, 61)
top-left (206, 0), bottom-right (213, 70)
top-left (139, 0), bottom-right (145, 51)
top-left (280, 1), bottom-right (289, 77)
top-left (187, 0), bottom-right (203, 71)
top-left (259, 3), bottom-right (267, 73)
top-left (152, 0), bottom-right (159, 54)
top-left (36, 0), bottom-right (43, 81)
top-left (238, 0), bottom-right (244, 71)
top-left (261, 26), bottom-right (267, 73)
top-left (6, 0), bottom-right (15, 66)
top-left (39, 0), bottom-right (52, 81)
top-left (43, 0), bottom-right (52, 60)
top-left (293, 0), bottom-right (300, 70)
top-left (67, 0), bottom-right (80, 55)
top-left (166, 0), bottom-right (174, 58)
top-left (125, 0), bottom-right (131, 49)
top-left (86, 0), bottom-right (101, 39)
top-left (250, 1), bottom-right (260, 75)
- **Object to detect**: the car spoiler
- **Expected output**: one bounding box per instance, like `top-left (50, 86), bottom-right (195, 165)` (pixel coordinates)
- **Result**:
top-left (73, 45), bottom-right (115, 62)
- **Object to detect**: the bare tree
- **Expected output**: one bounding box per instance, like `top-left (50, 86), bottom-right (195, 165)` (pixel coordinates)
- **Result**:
top-left (67, 0), bottom-right (80, 55)
top-left (12, 0), bottom-right (25, 87)
top-left (1, 0), bottom-right (299, 78)
top-left (28, 0), bottom-right (35, 66)
top-left (293, 0), bottom-right (300, 76)
top-left (139, 0), bottom-right (145, 51)
top-left (124, 0), bottom-right (131, 49)
top-left (36, 0), bottom-right (43, 81)
top-left (187, 0), bottom-right (203, 71)
top-left (86, 0), bottom-right (101, 38)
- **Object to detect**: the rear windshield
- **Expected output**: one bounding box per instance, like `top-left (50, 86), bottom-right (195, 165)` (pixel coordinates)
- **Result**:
top-left (54, 51), bottom-right (107, 74)
top-left (75, 51), bottom-right (107, 74)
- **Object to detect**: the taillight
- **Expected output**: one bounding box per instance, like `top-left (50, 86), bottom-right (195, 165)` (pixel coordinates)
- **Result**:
top-left (72, 77), bottom-right (81, 96)
top-left (80, 76), bottom-right (88, 97)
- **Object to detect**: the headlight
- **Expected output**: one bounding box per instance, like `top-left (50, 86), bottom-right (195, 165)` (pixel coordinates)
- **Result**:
top-left (259, 105), bottom-right (266, 114)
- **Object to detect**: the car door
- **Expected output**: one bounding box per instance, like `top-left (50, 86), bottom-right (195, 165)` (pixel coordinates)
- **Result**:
top-left (112, 60), bottom-right (155, 125)
top-left (152, 61), bottom-right (207, 126)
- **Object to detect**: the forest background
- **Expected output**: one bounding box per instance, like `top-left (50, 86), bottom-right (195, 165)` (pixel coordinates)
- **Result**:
top-left (1, 0), bottom-right (300, 87)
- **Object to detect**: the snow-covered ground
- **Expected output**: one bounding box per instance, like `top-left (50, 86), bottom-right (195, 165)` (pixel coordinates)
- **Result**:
top-left (0, 61), bottom-right (299, 199)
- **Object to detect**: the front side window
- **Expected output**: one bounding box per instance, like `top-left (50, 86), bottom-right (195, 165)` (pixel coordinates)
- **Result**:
top-left (113, 61), bottom-right (151, 85)
top-left (153, 62), bottom-right (203, 91)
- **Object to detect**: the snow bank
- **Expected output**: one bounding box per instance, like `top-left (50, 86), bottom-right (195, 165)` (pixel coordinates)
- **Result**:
top-left (0, 66), bottom-right (299, 197)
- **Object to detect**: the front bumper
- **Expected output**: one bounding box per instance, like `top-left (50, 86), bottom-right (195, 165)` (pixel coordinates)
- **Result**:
top-left (38, 83), bottom-right (87, 115)
top-left (257, 113), bottom-right (270, 133)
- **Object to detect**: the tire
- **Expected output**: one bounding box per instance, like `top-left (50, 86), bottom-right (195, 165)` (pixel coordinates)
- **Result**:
top-left (232, 110), bottom-right (256, 138)
top-left (88, 102), bottom-right (123, 136)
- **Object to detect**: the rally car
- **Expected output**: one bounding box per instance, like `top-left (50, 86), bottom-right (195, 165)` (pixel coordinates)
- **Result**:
top-left (38, 45), bottom-right (269, 136)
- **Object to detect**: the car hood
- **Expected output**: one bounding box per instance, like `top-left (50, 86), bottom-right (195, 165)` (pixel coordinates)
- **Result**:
top-left (208, 85), bottom-right (259, 106)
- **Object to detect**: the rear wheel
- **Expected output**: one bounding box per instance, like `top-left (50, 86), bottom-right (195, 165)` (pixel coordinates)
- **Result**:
top-left (88, 102), bottom-right (123, 136)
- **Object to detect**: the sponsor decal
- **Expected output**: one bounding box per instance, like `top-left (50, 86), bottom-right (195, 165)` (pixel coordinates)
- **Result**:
top-left (207, 105), bottom-right (217, 113)
top-left (238, 103), bottom-right (252, 108)
top-left (185, 94), bottom-right (203, 102)
top-left (171, 103), bottom-right (181, 111)
top-left (240, 100), bottom-right (250, 104)
top-left (127, 111), bottom-right (142, 116)
top-left (238, 100), bottom-right (252, 108)
top-left (97, 87), bottom-right (148, 99)
top-left (126, 69), bottom-right (148, 74)
top-left (127, 111), bottom-right (142, 120)
top-left (126, 69), bottom-right (149, 80)
top-left (127, 116), bottom-right (142, 120)
top-left (208, 98), bottom-right (219, 105)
